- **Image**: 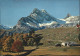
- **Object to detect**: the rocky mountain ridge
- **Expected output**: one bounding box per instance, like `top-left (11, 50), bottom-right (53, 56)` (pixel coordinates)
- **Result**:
top-left (0, 24), bottom-right (11, 30)
top-left (13, 8), bottom-right (62, 33)
top-left (0, 8), bottom-right (80, 33)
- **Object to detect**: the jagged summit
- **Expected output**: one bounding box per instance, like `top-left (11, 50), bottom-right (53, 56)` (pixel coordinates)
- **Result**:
top-left (64, 13), bottom-right (71, 19)
top-left (41, 9), bottom-right (47, 13)
top-left (32, 8), bottom-right (47, 14)
top-left (30, 8), bottom-right (57, 23)
top-left (32, 8), bottom-right (40, 13)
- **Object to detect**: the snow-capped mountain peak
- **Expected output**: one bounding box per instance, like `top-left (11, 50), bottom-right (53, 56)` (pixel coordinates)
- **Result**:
top-left (1, 9), bottom-right (79, 33)
top-left (13, 8), bottom-right (60, 33)
top-left (41, 9), bottom-right (47, 13)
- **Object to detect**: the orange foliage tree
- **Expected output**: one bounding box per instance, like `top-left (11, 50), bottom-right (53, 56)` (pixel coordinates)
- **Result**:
top-left (11, 40), bottom-right (24, 52)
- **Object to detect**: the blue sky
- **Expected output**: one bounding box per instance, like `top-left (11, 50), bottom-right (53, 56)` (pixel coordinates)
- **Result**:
top-left (0, 0), bottom-right (79, 27)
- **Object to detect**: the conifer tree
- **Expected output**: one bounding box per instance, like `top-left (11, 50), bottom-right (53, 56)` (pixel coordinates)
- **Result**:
top-left (3, 36), bottom-right (14, 51)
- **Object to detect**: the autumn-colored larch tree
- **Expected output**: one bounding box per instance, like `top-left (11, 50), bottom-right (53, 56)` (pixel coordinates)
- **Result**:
top-left (11, 40), bottom-right (24, 52)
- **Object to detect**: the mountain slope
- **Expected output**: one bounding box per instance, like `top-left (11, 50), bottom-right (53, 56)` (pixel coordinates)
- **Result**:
top-left (60, 15), bottom-right (80, 27)
top-left (65, 16), bottom-right (80, 24)
top-left (13, 8), bottom-right (61, 33)
top-left (35, 27), bottom-right (79, 46)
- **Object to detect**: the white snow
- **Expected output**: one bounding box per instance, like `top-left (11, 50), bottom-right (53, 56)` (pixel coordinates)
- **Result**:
top-left (39, 21), bottom-right (58, 27)
top-left (31, 13), bottom-right (37, 17)
top-left (59, 19), bottom-right (66, 21)
top-left (66, 21), bottom-right (71, 23)
top-left (26, 23), bottom-right (33, 27)
top-left (59, 16), bottom-right (79, 24)
top-left (26, 22), bottom-right (38, 28)
top-left (9, 26), bottom-right (13, 28)
top-left (41, 9), bottom-right (46, 13)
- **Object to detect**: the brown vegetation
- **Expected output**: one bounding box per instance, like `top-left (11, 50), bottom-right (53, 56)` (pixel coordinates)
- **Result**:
top-left (0, 27), bottom-right (80, 56)
top-left (3, 36), bottom-right (14, 51)
top-left (11, 40), bottom-right (24, 52)
top-left (0, 29), bottom-right (42, 52)
top-left (35, 27), bottom-right (80, 46)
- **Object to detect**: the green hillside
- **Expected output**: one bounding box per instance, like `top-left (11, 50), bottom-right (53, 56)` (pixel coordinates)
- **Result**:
top-left (35, 27), bottom-right (80, 46)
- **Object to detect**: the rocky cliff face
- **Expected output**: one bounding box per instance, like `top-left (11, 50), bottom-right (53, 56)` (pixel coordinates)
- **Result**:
top-left (13, 8), bottom-right (59, 33)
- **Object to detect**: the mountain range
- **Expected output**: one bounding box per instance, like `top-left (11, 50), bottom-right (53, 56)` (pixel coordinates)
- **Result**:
top-left (13, 8), bottom-right (64, 33)
top-left (0, 24), bottom-right (11, 30)
top-left (0, 8), bottom-right (80, 33)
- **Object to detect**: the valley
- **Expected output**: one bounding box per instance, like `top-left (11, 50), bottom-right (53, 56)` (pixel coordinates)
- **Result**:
top-left (0, 27), bottom-right (80, 56)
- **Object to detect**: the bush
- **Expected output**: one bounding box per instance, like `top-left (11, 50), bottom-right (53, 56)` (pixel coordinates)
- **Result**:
top-left (27, 38), bottom-right (34, 46)
top-left (11, 40), bottom-right (24, 52)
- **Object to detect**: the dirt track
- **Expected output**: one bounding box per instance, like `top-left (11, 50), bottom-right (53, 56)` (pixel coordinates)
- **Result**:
top-left (1, 46), bottom-right (80, 56)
